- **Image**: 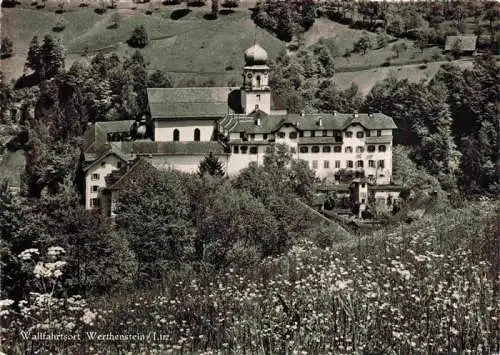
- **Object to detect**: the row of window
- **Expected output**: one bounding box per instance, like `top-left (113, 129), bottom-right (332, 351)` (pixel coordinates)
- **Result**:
top-left (233, 146), bottom-right (259, 154)
top-left (173, 129), bottom-right (201, 142)
top-left (232, 144), bottom-right (388, 155)
top-left (240, 130), bottom-right (384, 141)
top-left (311, 160), bottom-right (385, 169)
top-left (299, 145), bottom-right (387, 154)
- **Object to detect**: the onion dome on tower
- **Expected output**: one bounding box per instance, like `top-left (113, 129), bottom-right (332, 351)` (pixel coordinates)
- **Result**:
top-left (244, 43), bottom-right (268, 66)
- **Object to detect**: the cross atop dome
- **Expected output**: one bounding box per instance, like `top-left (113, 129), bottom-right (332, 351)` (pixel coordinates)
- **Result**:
top-left (244, 43), bottom-right (268, 66)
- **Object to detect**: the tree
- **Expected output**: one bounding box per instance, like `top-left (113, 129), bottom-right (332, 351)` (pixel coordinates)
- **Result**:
top-left (211, 0), bottom-right (219, 18)
top-left (1, 37), bottom-right (13, 59)
top-left (114, 168), bottom-right (195, 284)
top-left (0, 72), bottom-right (15, 123)
top-left (317, 46), bottom-right (335, 77)
top-left (110, 12), bottom-right (121, 28)
top-left (127, 25), bottom-right (148, 48)
top-left (198, 152), bottom-right (225, 177)
top-left (25, 36), bottom-right (42, 75)
top-left (413, 29), bottom-right (427, 53)
top-left (354, 35), bottom-right (371, 55)
top-left (276, 7), bottom-right (293, 42)
top-left (124, 50), bottom-right (149, 115)
top-left (194, 180), bottom-right (284, 268)
top-left (300, 0), bottom-right (316, 31)
top-left (40, 35), bottom-right (65, 79)
top-left (148, 70), bottom-right (171, 88)
top-left (391, 42), bottom-right (407, 58)
top-left (8, 184), bottom-right (137, 298)
top-left (376, 30), bottom-right (389, 49)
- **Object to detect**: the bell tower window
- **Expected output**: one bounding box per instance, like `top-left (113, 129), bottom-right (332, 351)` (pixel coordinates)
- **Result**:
top-left (173, 129), bottom-right (179, 141)
top-left (256, 75), bottom-right (261, 88)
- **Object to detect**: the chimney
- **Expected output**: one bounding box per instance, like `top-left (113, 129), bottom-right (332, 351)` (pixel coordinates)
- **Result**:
top-left (333, 110), bottom-right (337, 116)
top-left (317, 117), bottom-right (323, 126)
top-left (353, 112), bottom-right (358, 118)
top-left (255, 118), bottom-right (261, 126)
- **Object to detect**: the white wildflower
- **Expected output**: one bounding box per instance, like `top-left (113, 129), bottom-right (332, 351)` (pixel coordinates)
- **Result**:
top-left (81, 309), bottom-right (97, 325)
top-left (18, 248), bottom-right (39, 261)
top-left (47, 246), bottom-right (65, 258)
top-left (0, 299), bottom-right (14, 308)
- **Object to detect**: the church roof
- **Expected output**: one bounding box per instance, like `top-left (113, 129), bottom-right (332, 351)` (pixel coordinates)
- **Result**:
top-left (147, 87), bottom-right (241, 119)
top-left (223, 112), bottom-right (396, 134)
top-left (118, 141), bottom-right (228, 156)
top-left (244, 44), bottom-right (268, 66)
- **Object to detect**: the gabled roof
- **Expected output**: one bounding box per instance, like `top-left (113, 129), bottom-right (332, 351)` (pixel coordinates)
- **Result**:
top-left (83, 148), bottom-right (130, 172)
top-left (223, 112), bottom-right (396, 134)
top-left (444, 36), bottom-right (477, 51)
top-left (105, 158), bottom-right (157, 191)
top-left (147, 87), bottom-right (241, 119)
top-left (83, 120), bottom-right (135, 153)
top-left (119, 141), bottom-right (228, 156)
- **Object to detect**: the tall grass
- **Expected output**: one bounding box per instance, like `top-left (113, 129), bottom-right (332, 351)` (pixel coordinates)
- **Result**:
top-left (2, 200), bottom-right (499, 354)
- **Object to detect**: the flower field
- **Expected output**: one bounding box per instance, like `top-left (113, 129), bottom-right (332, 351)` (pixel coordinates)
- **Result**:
top-left (2, 200), bottom-right (499, 354)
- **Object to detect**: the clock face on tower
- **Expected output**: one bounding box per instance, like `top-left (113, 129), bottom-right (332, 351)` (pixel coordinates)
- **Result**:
top-left (246, 72), bottom-right (253, 79)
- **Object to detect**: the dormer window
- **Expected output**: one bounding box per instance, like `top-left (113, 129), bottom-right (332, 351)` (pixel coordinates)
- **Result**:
top-left (345, 146), bottom-right (353, 153)
top-left (345, 131), bottom-right (353, 138)
top-left (356, 131), bottom-right (364, 138)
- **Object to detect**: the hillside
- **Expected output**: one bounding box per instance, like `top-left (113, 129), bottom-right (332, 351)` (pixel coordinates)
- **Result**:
top-left (1, 3), bottom-right (476, 89)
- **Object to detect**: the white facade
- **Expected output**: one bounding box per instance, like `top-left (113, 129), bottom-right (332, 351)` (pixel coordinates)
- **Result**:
top-left (84, 153), bottom-right (125, 210)
top-left (141, 154), bottom-right (229, 174)
top-left (155, 119), bottom-right (215, 142)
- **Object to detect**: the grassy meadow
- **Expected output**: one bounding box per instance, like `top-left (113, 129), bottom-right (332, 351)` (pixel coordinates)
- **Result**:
top-left (1, 2), bottom-right (482, 89)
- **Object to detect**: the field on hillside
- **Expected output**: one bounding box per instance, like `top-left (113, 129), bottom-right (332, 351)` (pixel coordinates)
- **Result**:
top-left (1, 4), bottom-right (285, 86)
top-left (1, 2), bottom-right (464, 89)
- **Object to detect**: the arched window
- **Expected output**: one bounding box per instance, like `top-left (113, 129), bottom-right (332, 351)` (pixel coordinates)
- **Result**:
top-left (256, 75), bottom-right (261, 87)
top-left (194, 128), bottom-right (200, 141)
top-left (367, 145), bottom-right (375, 152)
top-left (173, 129), bottom-right (180, 141)
top-left (345, 146), bottom-right (353, 153)
top-left (312, 146), bottom-right (320, 153)
top-left (378, 145), bottom-right (386, 152)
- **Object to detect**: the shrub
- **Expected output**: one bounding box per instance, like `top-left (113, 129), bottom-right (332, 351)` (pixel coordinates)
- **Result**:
top-left (0, 37), bottom-right (13, 59)
top-left (52, 17), bottom-right (68, 32)
top-left (221, 0), bottom-right (238, 8)
top-left (127, 25), bottom-right (148, 48)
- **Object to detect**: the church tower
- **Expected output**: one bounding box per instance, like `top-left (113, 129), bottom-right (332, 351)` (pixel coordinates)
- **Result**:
top-left (242, 44), bottom-right (271, 115)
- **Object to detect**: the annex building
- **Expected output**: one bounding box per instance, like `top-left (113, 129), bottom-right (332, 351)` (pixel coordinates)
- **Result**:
top-left (82, 44), bottom-right (400, 214)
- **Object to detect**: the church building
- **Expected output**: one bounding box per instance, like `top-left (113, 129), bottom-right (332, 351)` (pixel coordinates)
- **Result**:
top-left (82, 44), bottom-right (399, 214)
